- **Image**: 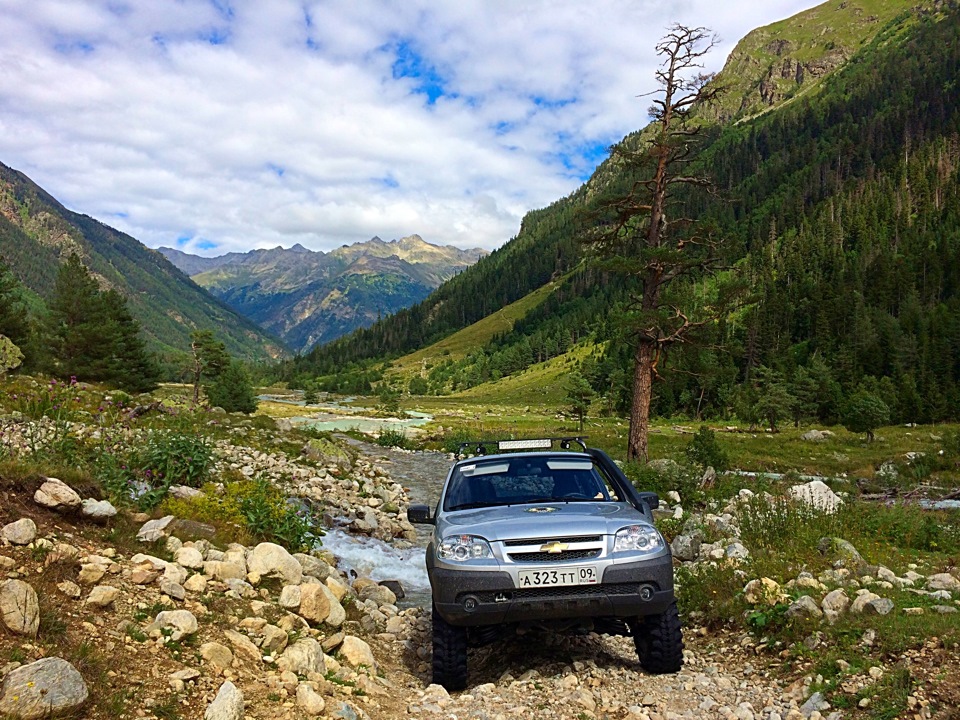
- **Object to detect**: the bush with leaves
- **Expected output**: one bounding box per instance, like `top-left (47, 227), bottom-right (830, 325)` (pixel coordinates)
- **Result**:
top-left (842, 389), bottom-right (890, 442)
top-left (684, 425), bottom-right (729, 471)
top-left (206, 361), bottom-right (258, 414)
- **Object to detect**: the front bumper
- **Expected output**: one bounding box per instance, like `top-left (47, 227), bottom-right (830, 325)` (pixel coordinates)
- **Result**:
top-left (430, 554), bottom-right (675, 626)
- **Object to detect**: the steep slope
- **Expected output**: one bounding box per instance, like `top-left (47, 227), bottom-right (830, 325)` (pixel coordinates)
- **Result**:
top-left (162, 236), bottom-right (486, 351)
top-left (0, 163), bottom-right (283, 360)
top-left (291, 0), bottom-right (960, 425)
top-left (297, 0), bottom-right (935, 377)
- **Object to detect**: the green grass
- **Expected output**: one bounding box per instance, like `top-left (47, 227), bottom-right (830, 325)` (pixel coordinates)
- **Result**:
top-left (385, 278), bottom-right (564, 381)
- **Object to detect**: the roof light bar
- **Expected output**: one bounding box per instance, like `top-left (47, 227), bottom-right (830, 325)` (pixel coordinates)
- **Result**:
top-left (497, 439), bottom-right (553, 451)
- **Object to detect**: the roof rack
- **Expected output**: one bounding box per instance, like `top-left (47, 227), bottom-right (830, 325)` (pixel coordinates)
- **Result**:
top-left (456, 436), bottom-right (588, 459)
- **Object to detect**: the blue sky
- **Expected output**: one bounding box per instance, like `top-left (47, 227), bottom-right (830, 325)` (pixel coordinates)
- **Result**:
top-left (0, 0), bottom-right (818, 255)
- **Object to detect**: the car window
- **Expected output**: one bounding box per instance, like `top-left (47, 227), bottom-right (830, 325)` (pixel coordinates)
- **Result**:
top-left (444, 456), bottom-right (618, 510)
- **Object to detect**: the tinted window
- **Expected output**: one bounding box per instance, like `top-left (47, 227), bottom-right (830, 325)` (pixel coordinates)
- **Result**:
top-left (444, 456), bottom-right (616, 511)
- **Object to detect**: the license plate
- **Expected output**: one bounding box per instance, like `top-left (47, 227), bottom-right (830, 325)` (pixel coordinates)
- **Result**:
top-left (517, 565), bottom-right (598, 588)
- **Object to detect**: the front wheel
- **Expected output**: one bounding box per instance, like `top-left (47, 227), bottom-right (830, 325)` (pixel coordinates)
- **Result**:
top-left (631, 602), bottom-right (684, 674)
top-left (432, 604), bottom-right (468, 691)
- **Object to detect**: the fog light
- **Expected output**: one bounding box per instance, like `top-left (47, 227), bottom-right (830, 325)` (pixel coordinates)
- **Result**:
top-left (463, 596), bottom-right (478, 612)
top-left (639, 584), bottom-right (655, 601)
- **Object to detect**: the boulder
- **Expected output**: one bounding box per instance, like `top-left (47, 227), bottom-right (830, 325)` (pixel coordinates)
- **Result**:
top-left (85, 585), bottom-right (119, 608)
top-left (184, 574), bottom-right (208, 593)
top-left (81, 498), bottom-right (117, 522)
top-left (200, 642), bottom-right (234, 672)
top-left (204, 680), bottom-right (244, 720)
top-left (299, 584), bottom-right (332, 624)
top-left (295, 553), bottom-right (332, 580)
top-left (1, 518), bottom-right (37, 545)
top-left (297, 683), bottom-right (326, 716)
top-left (671, 533), bottom-right (701, 562)
top-left (850, 591), bottom-right (882, 614)
top-left (339, 635), bottom-right (376, 671)
top-left (174, 547), bottom-right (205, 569)
top-left (33, 478), bottom-right (82, 510)
top-left (137, 515), bottom-right (176, 543)
top-left (0, 657), bottom-right (89, 719)
top-left (261, 624), bottom-right (289, 655)
top-left (743, 578), bottom-right (787, 606)
top-left (821, 589), bottom-right (850, 625)
top-left (278, 638), bottom-right (325, 676)
top-left (150, 609), bottom-right (198, 640)
top-left (789, 480), bottom-right (842, 512)
top-left (927, 573), bottom-right (960, 593)
top-left (0, 579), bottom-right (40, 636)
top-left (786, 596), bottom-right (823, 620)
top-left (818, 537), bottom-right (866, 570)
top-left (279, 585), bottom-right (302, 610)
top-left (247, 542), bottom-right (303, 585)
top-left (223, 629), bottom-right (262, 664)
top-left (863, 597), bottom-right (895, 616)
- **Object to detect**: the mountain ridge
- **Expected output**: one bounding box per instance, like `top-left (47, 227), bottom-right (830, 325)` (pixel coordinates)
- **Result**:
top-left (159, 236), bottom-right (487, 352)
top-left (0, 162), bottom-right (283, 362)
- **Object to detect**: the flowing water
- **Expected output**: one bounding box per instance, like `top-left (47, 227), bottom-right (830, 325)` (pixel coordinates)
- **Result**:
top-left (324, 437), bottom-right (453, 607)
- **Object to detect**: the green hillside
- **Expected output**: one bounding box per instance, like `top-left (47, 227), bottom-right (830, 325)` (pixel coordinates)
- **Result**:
top-left (0, 163), bottom-right (283, 361)
top-left (288, 1), bottom-right (960, 427)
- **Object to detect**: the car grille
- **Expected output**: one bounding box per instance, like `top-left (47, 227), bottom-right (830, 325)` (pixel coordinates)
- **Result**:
top-left (507, 549), bottom-right (602, 563)
top-left (468, 583), bottom-right (642, 603)
top-left (503, 535), bottom-right (601, 546)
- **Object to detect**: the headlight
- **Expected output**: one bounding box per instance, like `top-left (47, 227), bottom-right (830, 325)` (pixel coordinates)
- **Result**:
top-left (614, 525), bottom-right (664, 553)
top-left (438, 535), bottom-right (493, 561)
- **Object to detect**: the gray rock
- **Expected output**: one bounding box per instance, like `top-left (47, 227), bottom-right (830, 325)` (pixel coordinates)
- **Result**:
top-left (261, 624), bottom-right (288, 655)
top-left (789, 480), bottom-right (842, 512)
top-left (725, 542), bottom-right (750, 560)
top-left (863, 597), bottom-right (895, 615)
top-left (932, 605), bottom-right (958, 614)
top-left (0, 657), bottom-right (89, 719)
top-left (1, 518), bottom-right (37, 545)
top-left (279, 585), bottom-right (301, 609)
top-left (247, 542), bottom-right (303, 585)
top-left (785, 595), bottom-right (823, 620)
top-left (0, 579), bottom-right (40, 636)
top-left (801, 430), bottom-right (829, 442)
top-left (161, 580), bottom-right (186, 601)
top-left (671, 533), bottom-right (702, 562)
top-left (850, 591), bottom-right (881, 614)
top-left (818, 537), bottom-right (865, 570)
top-left (81, 498), bottom-right (117, 521)
top-left (150, 609), bottom-right (198, 640)
top-left (85, 585), bottom-right (119, 608)
top-left (295, 553), bottom-right (332, 580)
top-left (800, 691), bottom-right (829, 715)
top-left (379, 579), bottom-right (405, 600)
top-left (137, 515), bottom-right (176, 543)
top-left (339, 635), bottom-right (376, 671)
top-left (33, 478), bottom-right (82, 510)
top-left (278, 638), bottom-right (325, 676)
top-left (200, 642), bottom-right (234, 672)
top-left (297, 683), bottom-right (326, 715)
top-left (820, 589), bottom-right (850, 625)
top-left (927, 573), bottom-right (960, 593)
top-left (204, 680), bottom-right (244, 720)
top-left (168, 485), bottom-right (204, 499)
top-left (175, 547), bottom-right (205, 569)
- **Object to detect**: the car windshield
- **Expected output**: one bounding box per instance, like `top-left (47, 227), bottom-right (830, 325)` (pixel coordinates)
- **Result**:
top-left (444, 456), bottom-right (617, 511)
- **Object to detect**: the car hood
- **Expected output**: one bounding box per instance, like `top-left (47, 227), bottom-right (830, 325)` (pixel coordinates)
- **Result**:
top-left (436, 502), bottom-right (650, 543)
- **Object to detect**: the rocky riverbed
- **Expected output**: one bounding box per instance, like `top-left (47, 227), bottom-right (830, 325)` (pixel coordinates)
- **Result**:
top-left (1, 408), bottom-right (958, 719)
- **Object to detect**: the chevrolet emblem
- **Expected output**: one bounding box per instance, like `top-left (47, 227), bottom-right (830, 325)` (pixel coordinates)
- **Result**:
top-left (540, 541), bottom-right (568, 554)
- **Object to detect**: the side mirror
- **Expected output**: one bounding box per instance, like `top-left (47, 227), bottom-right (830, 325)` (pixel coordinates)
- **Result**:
top-left (408, 504), bottom-right (434, 525)
top-left (638, 491), bottom-right (660, 510)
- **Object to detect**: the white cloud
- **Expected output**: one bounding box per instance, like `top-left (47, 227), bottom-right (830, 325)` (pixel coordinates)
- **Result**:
top-left (0, 0), bottom-right (816, 255)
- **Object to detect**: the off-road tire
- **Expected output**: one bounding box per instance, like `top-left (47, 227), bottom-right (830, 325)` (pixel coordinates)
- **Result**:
top-left (632, 602), bottom-right (684, 674)
top-left (432, 604), bottom-right (468, 691)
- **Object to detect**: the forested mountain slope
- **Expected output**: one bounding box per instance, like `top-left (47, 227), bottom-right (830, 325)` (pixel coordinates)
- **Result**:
top-left (0, 163), bottom-right (282, 361)
top-left (161, 236), bottom-right (486, 351)
top-left (288, 1), bottom-right (960, 426)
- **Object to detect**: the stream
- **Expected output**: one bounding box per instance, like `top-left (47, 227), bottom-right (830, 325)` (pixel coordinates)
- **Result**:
top-left (321, 436), bottom-right (452, 608)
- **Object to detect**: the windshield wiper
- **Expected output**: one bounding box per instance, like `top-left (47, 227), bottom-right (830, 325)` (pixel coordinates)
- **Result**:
top-left (448, 502), bottom-right (495, 511)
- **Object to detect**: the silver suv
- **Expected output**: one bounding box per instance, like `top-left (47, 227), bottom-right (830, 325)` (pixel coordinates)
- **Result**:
top-left (409, 438), bottom-right (682, 690)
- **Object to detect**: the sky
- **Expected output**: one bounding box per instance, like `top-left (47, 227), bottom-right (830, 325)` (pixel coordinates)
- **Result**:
top-left (0, 0), bottom-right (818, 256)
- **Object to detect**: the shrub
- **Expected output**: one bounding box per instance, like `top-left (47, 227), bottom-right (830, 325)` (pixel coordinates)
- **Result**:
top-left (684, 425), bottom-right (729, 471)
top-left (375, 427), bottom-right (411, 449)
top-left (139, 433), bottom-right (213, 489)
top-left (163, 474), bottom-right (323, 552)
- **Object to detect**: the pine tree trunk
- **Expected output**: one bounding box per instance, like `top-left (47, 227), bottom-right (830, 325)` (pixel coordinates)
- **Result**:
top-left (628, 340), bottom-right (656, 462)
